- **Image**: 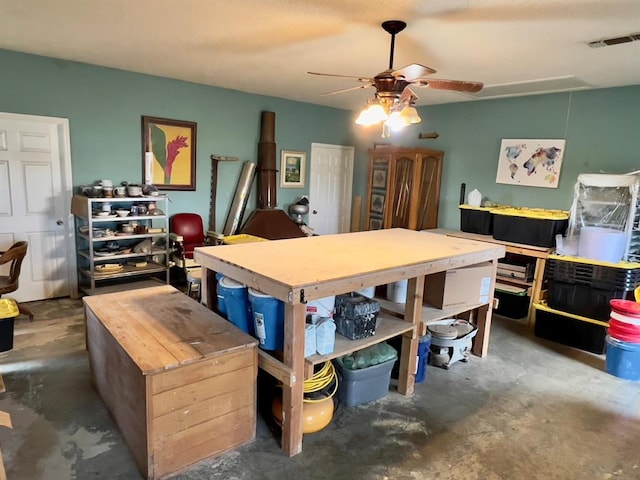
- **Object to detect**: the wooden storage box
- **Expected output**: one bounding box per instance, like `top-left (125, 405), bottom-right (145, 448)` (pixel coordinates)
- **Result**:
top-left (84, 285), bottom-right (258, 480)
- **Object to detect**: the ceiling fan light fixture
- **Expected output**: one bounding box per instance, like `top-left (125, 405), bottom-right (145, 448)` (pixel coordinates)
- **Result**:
top-left (355, 102), bottom-right (388, 126)
top-left (312, 19), bottom-right (482, 130)
top-left (355, 93), bottom-right (421, 136)
top-left (399, 105), bottom-right (421, 124)
top-left (385, 111), bottom-right (410, 132)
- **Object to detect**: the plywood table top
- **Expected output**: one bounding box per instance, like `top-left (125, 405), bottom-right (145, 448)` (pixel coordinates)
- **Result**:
top-left (195, 228), bottom-right (505, 302)
top-left (429, 228), bottom-right (553, 256)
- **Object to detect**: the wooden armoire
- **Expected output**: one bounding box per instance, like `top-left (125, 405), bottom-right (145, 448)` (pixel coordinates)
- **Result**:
top-left (365, 146), bottom-right (444, 231)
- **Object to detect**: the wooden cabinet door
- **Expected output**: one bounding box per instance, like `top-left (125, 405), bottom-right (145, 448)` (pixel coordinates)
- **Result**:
top-left (388, 153), bottom-right (418, 228)
top-left (365, 147), bottom-right (443, 231)
top-left (415, 151), bottom-right (443, 230)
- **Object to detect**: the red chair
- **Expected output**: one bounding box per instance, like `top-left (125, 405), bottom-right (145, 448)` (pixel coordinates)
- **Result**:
top-left (169, 214), bottom-right (211, 299)
top-left (170, 213), bottom-right (207, 260)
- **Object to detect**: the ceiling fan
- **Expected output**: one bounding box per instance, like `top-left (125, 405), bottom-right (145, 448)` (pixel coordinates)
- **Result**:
top-left (308, 20), bottom-right (484, 104)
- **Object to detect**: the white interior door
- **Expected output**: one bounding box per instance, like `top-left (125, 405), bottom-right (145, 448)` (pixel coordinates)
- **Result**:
top-left (308, 143), bottom-right (354, 235)
top-left (0, 113), bottom-right (75, 301)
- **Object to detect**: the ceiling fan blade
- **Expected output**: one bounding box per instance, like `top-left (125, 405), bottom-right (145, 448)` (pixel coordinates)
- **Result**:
top-left (321, 84), bottom-right (374, 96)
top-left (414, 78), bottom-right (484, 93)
top-left (308, 71), bottom-right (373, 83)
top-left (393, 63), bottom-right (437, 81)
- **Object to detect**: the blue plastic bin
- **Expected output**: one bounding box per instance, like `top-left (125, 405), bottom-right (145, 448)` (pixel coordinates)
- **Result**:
top-left (605, 335), bottom-right (640, 381)
top-left (415, 333), bottom-right (431, 384)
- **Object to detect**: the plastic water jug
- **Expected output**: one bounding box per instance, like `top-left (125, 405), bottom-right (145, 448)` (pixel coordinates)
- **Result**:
top-left (468, 189), bottom-right (482, 207)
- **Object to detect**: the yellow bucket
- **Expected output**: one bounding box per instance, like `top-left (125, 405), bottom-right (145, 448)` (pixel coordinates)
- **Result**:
top-left (0, 299), bottom-right (19, 320)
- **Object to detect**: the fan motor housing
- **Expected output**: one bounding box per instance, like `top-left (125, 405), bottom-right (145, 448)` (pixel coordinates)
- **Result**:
top-left (373, 72), bottom-right (410, 96)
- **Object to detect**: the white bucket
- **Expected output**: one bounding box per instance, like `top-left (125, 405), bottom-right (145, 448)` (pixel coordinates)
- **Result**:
top-left (578, 227), bottom-right (627, 263)
top-left (356, 286), bottom-right (376, 298)
top-left (386, 279), bottom-right (408, 303)
top-left (306, 296), bottom-right (336, 322)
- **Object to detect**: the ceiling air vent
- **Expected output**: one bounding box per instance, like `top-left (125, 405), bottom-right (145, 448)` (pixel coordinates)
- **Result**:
top-left (588, 33), bottom-right (640, 48)
top-left (462, 76), bottom-right (591, 99)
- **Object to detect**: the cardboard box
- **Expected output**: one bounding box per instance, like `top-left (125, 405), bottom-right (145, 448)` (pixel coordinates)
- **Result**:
top-left (424, 262), bottom-right (493, 309)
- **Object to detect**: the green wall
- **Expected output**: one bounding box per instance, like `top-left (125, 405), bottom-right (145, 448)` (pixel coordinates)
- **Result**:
top-left (2, 48), bottom-right (639, 233)
top-left (352, 86), bottom-right (640, 229)
top-left (0, 49), bottom-right (353, 231)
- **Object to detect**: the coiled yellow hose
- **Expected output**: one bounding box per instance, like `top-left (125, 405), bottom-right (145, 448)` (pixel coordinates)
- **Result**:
top-left (303, 361), bottom-right (338, 403)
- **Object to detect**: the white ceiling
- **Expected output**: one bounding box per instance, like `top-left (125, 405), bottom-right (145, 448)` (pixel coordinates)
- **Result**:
top-left (1, 0), bottom-right (640, 110)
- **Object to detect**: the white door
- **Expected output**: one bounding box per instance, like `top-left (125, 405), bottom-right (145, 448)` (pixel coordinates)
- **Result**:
top-left (0, 113), bottom-right (76, 301)
top-left (308, 143), bottom-right (354, 235)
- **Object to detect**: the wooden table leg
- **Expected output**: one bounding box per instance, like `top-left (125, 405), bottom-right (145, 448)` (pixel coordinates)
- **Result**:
top-left (201, 267), bottom-right (210, 307)
top-left (528, 257), bottom-right (546, 327)
top-left (472, 258), bottom-right (498, 357)
top-left (397, 275), bottom-right (424, 396)
top-left (281, 302), bottom-right (305, 456)
top-left (472, 304), bottom-right (492, 357)
top-left (0, 410), bottom-right (12, 480)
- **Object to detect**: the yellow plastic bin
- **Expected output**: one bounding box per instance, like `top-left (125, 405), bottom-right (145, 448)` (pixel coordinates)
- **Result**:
top-left (459, 204), bottom-right (494, 235)
top-left (492, 207), bottom-right (569, 247)
top-left (0, 299), bottom-right (19, 352)
top-left (222, 234), bottom-right (268, 245)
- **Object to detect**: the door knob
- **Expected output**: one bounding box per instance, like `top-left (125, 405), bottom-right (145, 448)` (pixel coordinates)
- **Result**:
top-left (56, 218), bottom-right (64, 225)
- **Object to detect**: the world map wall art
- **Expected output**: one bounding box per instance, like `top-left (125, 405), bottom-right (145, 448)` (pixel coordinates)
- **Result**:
top-left (495, 139), bottom-right (566, 188)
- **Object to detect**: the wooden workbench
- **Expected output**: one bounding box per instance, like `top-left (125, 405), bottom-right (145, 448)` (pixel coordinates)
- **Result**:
top-left (429, 229), bottom-right (553, 325)
top-left (84, 286), bottom-right (258, 480)
top-left (194, 228), bottom-right (505, 456)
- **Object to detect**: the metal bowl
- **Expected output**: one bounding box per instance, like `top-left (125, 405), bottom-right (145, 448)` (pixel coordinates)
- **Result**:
top-left (289, 203), bottom-right (309, 215)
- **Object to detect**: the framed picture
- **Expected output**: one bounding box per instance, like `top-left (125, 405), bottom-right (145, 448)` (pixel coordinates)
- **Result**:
top-left (142, 116), bottom-right (197, 190)
top-left (496, 139), bottom-right (566, 188)
top-left (372, 168), bottom-right (388, 189)
top-left (369, 216), bottom-right (383, 230)
top-left (280, 150), bottom-right (306, 188)
top-left (370, 193), bottom-right (385, 214)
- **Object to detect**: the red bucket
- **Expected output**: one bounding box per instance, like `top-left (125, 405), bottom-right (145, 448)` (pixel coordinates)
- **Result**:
top-left (609, 299), bottom-right (640, 326)
top-left (608, 318), bottom-right (640, 343)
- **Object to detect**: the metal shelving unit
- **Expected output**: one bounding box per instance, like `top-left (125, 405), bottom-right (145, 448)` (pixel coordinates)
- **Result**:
top-left (71, 194), bottom-right (170, 295)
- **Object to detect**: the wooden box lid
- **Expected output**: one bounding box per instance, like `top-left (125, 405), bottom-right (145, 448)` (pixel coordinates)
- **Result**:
top-left (83, 285), bottom-right (257, 374)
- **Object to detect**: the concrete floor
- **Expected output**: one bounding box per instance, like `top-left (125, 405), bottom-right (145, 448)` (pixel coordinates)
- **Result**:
top-left (0, 297), bottom-right (639, 480)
